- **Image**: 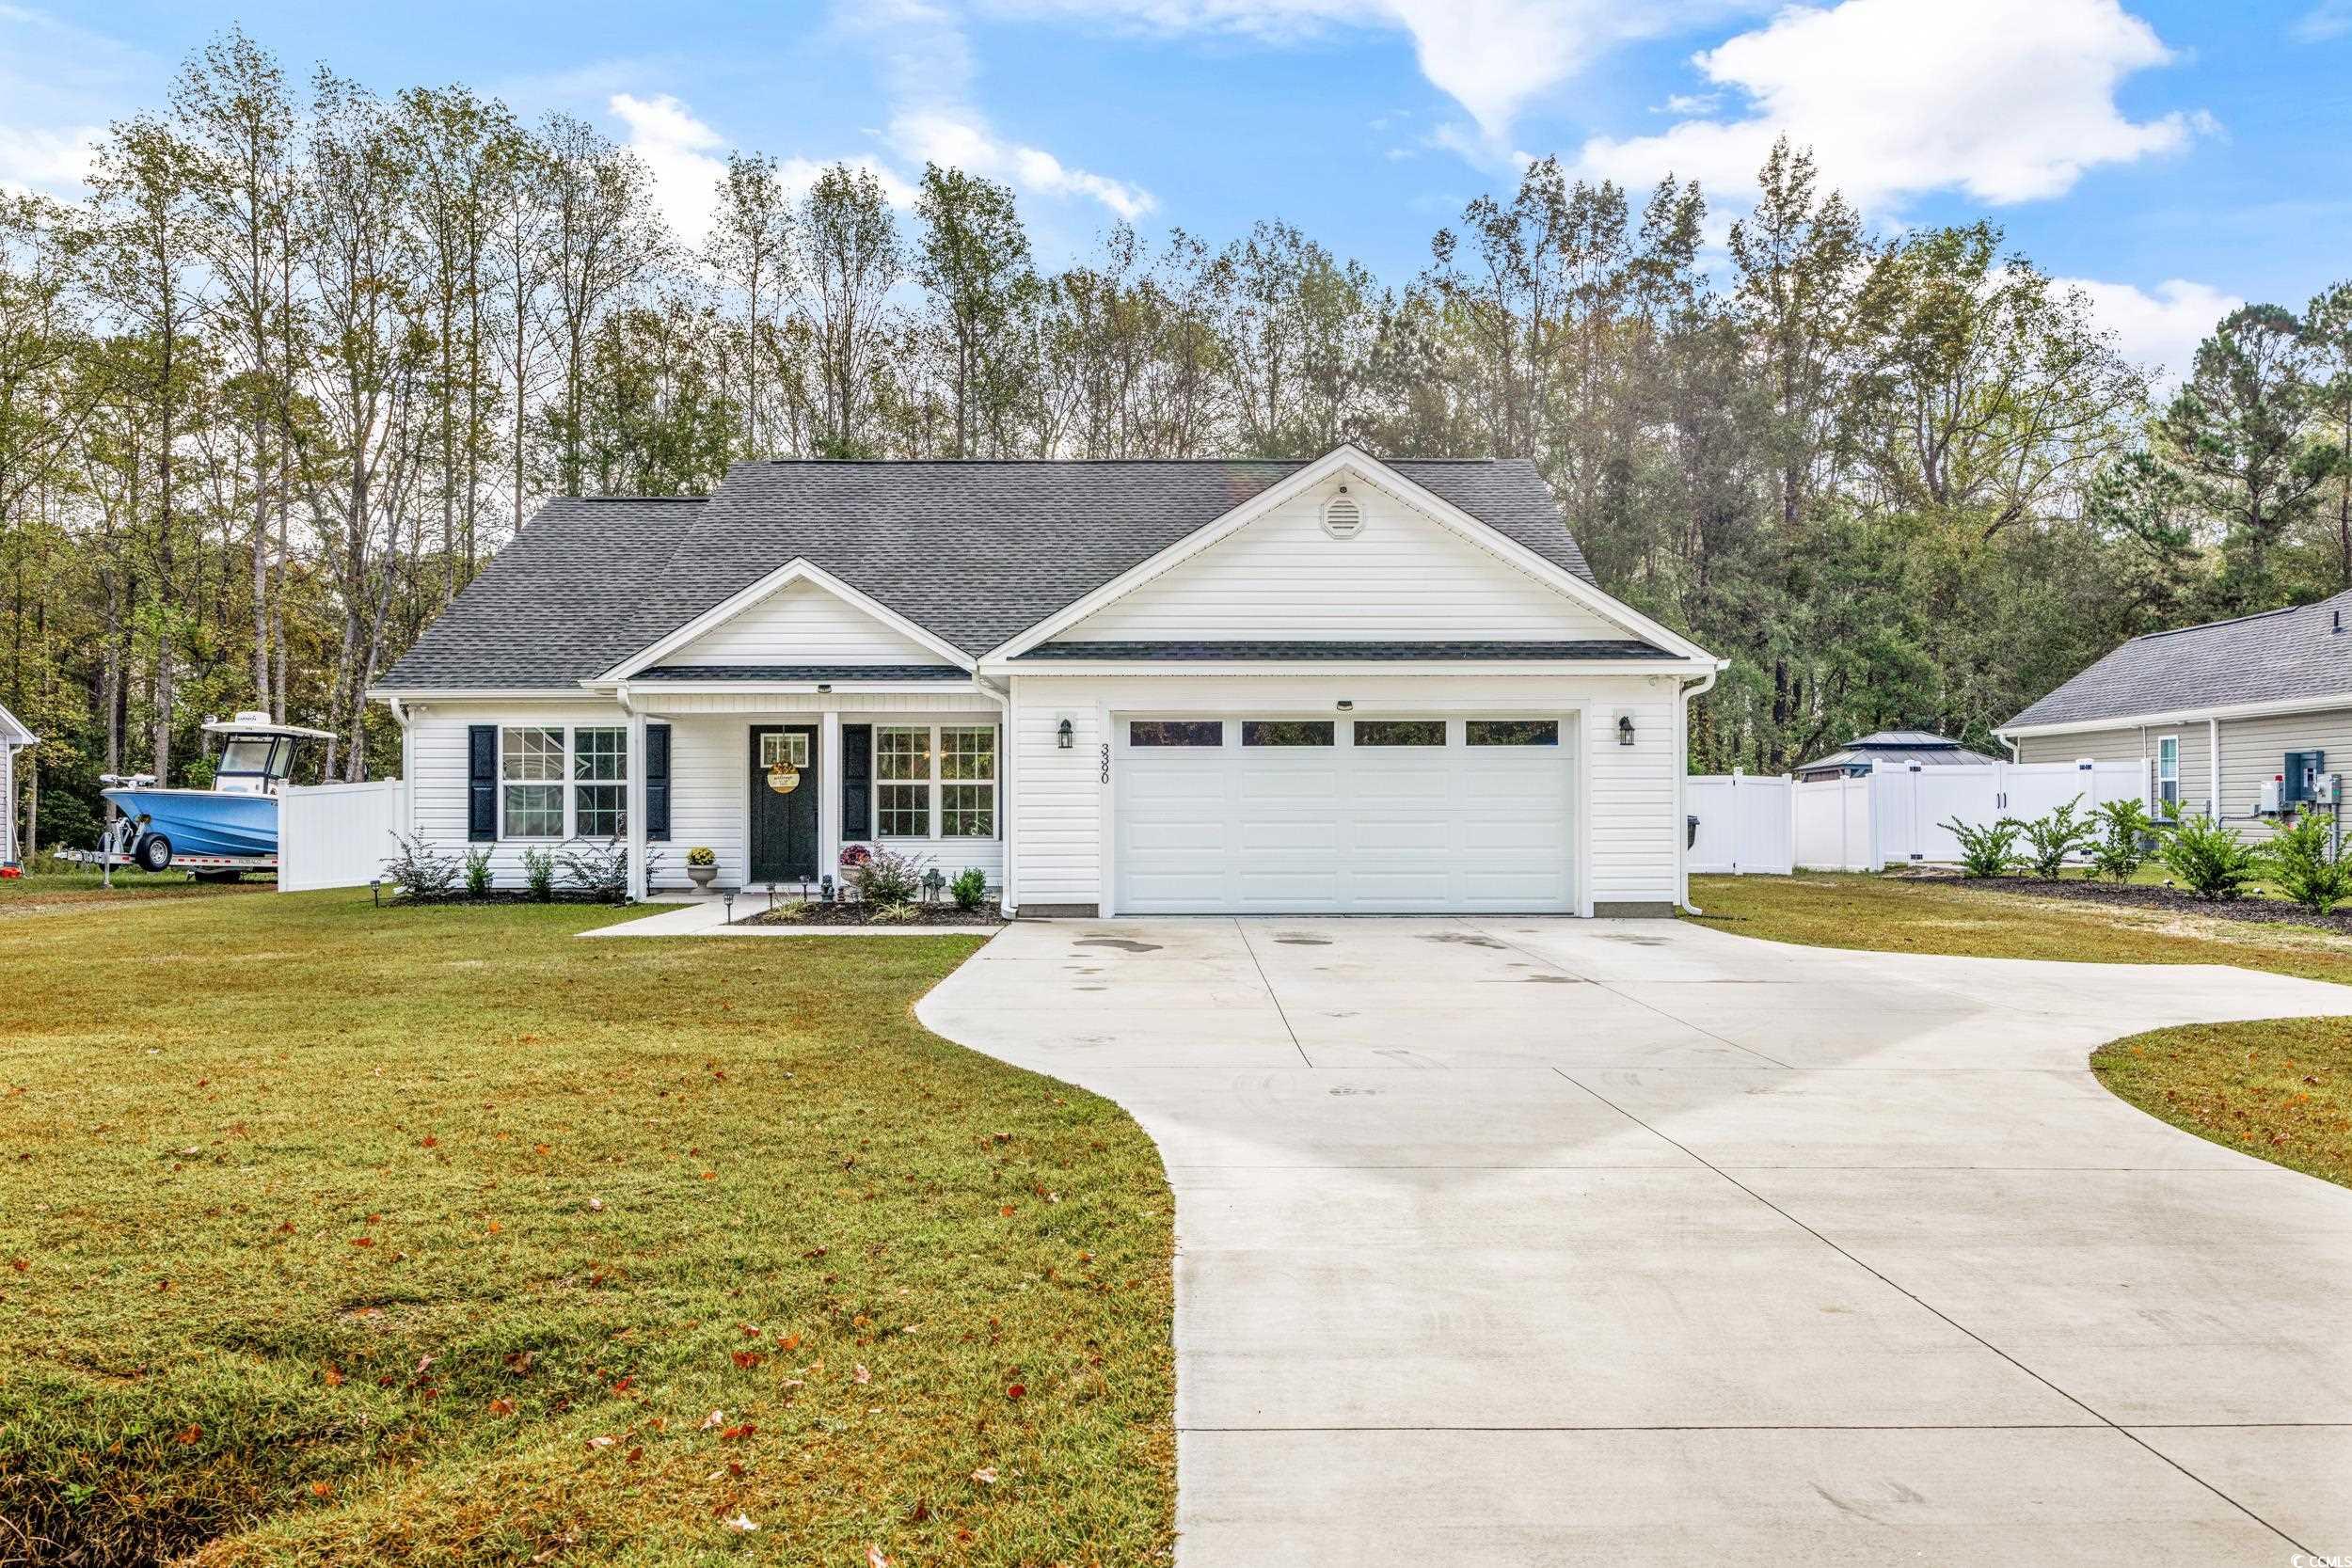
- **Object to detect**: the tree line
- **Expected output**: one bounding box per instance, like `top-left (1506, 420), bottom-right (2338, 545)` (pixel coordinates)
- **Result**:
top-left (6, 26), bottom-right (2350, 857)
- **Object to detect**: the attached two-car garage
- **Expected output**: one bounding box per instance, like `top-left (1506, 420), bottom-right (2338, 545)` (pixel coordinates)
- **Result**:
top-left (1110, 714), bottom-right (1577, 914)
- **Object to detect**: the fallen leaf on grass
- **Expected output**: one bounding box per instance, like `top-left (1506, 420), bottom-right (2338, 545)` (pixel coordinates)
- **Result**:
top-left (868, 1548), bottom-right (891, 1568)
top-left (720, 1422), bottom-right (755, 1441)
top-left (775, 1332), bottom-right (801, 1352)
top-left (174, 1426), bottom-right (201, 1445)
top-left (588, 1197), bottom-right (604, 1212)
top-left (700, 1409), bottom-right (726, 1431)
top-left (970, 1465), bottom-right (997, 1484)
top-left (852, 1364), bottom-right (871, 1385)
top-left (322, 1367), bottom-right (344, 1388)
top-left (487, 1398), bottom-right (516, 1417)
top-left (585, 1435), bottom-right (616, 1450)
top-left (732, 1352), bottom-right (760, 1370)
top-left (1005, 1384), bottom-right (1025, 1401)
top-left (309, 1481), bottom-right (332, 1498)
top-left (723, 1513), bottom-right (759, 1533)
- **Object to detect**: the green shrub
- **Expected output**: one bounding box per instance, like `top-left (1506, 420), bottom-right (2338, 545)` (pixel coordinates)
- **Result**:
top-left (463, 845), bottom-right (493, 898)
top-left (867, 900), bottom-right (922, 924)
top-left (1941, 816), bottom-right (2022, 879)
top-left (519, 846), bottom-right (556, 903)
top-left (2008, 796), bottom-right (2098, 879)
top-left (383, 833), bottom-right (460, 899)
top-left (2155, 812), bottom-right (2263, 901)
top-left (2264, 812), bottom-right (2352, 913)
top-left (844, 846), bottom-right (926, 907)
top-left (2087, 798), bottom-right (2156, 881)
top-left (950, 866), bottom-right (989, 911)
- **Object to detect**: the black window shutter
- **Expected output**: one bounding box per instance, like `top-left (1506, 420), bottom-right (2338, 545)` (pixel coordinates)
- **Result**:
top-left (467, 725), bottom-right (498, 842)
top-left (841, 723), bottom-right (872, 840)
top-left (644, 723), bottom-right (671, 842)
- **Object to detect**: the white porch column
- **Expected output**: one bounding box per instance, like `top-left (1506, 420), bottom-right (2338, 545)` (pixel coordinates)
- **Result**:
top-left (819, 708), bottom-right (842, 891)
top-left (626, 705), bottom-right (648, 902)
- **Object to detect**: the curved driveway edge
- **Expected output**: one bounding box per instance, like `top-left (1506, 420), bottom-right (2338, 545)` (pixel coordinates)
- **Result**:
top-left (917, 916), bottom-right (2352, 1565)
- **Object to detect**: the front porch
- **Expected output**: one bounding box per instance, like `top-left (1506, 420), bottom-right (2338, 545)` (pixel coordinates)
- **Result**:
top-left (617, 679), bottom-right (1007, 904)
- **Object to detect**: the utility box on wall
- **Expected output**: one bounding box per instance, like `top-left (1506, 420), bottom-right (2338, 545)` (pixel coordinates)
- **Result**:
top-left (2285, 750), bottom-right (2328, 805)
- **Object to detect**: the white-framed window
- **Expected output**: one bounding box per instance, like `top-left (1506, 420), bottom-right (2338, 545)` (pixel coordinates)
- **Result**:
top-left (759, 732), bottom-right (810, 769)
top-left (939, 725), bottom-right (996, 838)
top-left (574, 726), bottom-right (628, 839)
top-left (871, 723), bottom-right (999, 840)
top-left (877, 726), bottom-right (932, 837)
top-left (2156, 735), bottom-right (2180, 813)
top-left (502, 725), bottom-right (628, 840)
top-left (502, 726), bottom-right (566, 839)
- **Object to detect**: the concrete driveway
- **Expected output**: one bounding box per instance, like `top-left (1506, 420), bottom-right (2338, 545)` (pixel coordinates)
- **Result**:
top-left (917, 916), bottom-right (2352, 1565)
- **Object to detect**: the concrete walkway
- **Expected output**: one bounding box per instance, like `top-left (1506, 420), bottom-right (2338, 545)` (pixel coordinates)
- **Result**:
top-left (916, 916), bottom-right (2352, 1566)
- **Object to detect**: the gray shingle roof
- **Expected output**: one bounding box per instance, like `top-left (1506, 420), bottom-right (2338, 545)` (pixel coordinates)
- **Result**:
top-left (378, 498), bottom-right (706, 690)
top-left (377, 458), bottom-right (1605, 691)
top-left (2005, 589), bottom-right (2352, 730)
top-left (1796, 732), bottom-right (2001, 775)
top-left (1015, 640), bottom-right (1671, 661)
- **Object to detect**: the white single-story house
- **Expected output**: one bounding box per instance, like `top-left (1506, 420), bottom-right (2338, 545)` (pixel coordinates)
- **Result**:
top-left (371, 447), bottom-right (1724, 916)
top-left (1792, 729), bottom-right (2001, 784)
top-left (1998, 587), bottom-right (2352, 833)
top-left (0, 701), bottom-right (32, 867)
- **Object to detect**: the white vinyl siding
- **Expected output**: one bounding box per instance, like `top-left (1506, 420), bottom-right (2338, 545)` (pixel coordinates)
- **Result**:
top-left (2215, 706), bottom-right (2352, 839)
top-left (1057, 480), bottom-right (1629, 644)
top-left (404, 700), bottom-right (1006, 893)
top-left (1005, 672), bottom-right (1682, 913)
top-left (667, 577), bottom-right (942, 667)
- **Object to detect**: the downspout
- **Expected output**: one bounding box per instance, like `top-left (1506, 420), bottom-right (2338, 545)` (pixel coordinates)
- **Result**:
top-left (385, 695), bottom-right (414, 837)
top-left (1994, 729), bottom-right (2019, 762)
top-left (1677, 662), bottom-right (1725, 916)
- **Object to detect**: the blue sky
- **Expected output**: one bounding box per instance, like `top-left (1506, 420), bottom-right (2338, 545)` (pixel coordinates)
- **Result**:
top-left (6, 0), bottom-right (2349, 380)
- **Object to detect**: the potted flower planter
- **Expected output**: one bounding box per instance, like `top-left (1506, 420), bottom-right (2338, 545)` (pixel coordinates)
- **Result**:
top-left (685, 847), bottom-right (719, 891)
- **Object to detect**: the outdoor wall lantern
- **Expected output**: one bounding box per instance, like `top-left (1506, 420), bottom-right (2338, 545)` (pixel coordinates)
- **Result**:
top-left (1617, 714), bottom-right (1636, 746)
top-left (1057, 718), bottom-right (1074, 750)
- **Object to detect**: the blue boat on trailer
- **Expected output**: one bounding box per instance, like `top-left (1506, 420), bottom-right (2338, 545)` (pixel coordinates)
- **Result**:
top-left (97, 711), bottom-right (336, 876)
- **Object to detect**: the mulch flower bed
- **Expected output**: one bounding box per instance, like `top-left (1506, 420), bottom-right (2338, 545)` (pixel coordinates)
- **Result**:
top-left (748, 899), bottom-right (1007, 928)
top-left (1946, 875), bottom-right (2352, 934)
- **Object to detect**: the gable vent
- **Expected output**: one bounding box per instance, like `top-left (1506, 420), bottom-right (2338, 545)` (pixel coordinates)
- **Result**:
top-left (1320, 493), bottom-right (1364, 540)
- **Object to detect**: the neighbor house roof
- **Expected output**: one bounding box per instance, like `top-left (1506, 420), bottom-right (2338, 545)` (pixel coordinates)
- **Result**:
top-left (2004, 589), bottom-right (2352, 731)
top-left (1796, 730), bottom-right (2001, 774)
top-left (376, 458), bottom-right (1605, 691)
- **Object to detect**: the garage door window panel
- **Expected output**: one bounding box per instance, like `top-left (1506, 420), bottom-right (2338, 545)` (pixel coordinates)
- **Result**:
top-left (1467, 720), bottom-right (1559, 747)
top-left (1354, 720), bottom-right (1446, 747)
top-left (1243, 721), bottom-right (1335, 746)
top-left (1130, 720), bottom-right (1224, 747)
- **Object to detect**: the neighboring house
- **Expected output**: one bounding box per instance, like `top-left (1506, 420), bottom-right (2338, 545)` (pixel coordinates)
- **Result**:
top-left (0, 702), bottom-right (32, 867)
top-left (1998, 588), bottom-right (2352, 832)
top-left (372, 446), bottom-right (1724, 916)
top-left (1793, 730), bottom-right (2001, 783)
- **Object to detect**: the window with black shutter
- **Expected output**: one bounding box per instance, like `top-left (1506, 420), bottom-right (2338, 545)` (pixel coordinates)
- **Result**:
top-left (644, 723), bottom-right (671, 841)
top-left (467, 725), bottom-right (498, 841)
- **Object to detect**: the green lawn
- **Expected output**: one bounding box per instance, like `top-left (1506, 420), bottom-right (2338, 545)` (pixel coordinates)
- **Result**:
top-left (1689, 873), bottom-right (2352, 1189)
top-left (0, 889), bottom-right (1174, 1566)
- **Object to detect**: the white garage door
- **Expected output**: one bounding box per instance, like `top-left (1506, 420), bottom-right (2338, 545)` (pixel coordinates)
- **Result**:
top-left (1112, 716), bottom-right (1575, 914)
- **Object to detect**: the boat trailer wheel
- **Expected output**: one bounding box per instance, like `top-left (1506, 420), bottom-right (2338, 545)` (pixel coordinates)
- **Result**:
top-left (134, 833), bottom-right (173, 873)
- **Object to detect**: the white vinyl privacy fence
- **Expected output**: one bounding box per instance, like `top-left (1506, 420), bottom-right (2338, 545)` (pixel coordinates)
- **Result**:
top-left (278, 779), bottom-right (406, 891)
top-left (1689, 758), bottom-right (2150, 876)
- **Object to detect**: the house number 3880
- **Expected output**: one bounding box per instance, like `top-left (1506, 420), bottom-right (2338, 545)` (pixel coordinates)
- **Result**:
top-left (1100, 743), bottom-right (1110, 784)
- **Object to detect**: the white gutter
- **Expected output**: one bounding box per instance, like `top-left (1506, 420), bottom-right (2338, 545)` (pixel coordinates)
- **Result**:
top-left (1677, 661), bottom-right (1727, 916)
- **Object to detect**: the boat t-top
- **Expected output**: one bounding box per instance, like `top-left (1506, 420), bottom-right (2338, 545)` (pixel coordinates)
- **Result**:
top-left (97, 711), bottom-right (337, 876)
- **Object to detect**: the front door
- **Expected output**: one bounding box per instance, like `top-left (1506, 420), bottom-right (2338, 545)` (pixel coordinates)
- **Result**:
top-left (749, 724), bottom-right (820, 882)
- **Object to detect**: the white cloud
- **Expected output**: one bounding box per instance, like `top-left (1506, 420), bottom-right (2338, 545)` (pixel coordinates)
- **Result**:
top-left (2062, 277), bottom-right (2238, 388)
top-left (609, 92), bottom-right (729, 245)
top-left (889, 108), bottom-right (1155, 218)
top-left (985, 0), bottom-right (1735, 152)
top-left (1574, 0), bottom-right (2203, 214)
top-left (837, 0), bottom-right (1156, 218)
top-left (2294, 1), bottom-right (2352, 41)
top-left (0, 120), bottom-right (97, 196)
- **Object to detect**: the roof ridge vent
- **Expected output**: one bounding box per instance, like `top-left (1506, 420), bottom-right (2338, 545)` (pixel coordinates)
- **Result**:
top-left (1320, 491), bottom-right (1365, 540)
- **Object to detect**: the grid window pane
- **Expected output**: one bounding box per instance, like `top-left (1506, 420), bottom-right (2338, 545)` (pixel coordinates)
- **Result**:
top-left (573, 727), bottom-right (627, 782)
top-left (576, 784), bottom-right (625, 839)
top-left (878, 727), bottom-right (931, 782)
top-left (503, 727), bottom-right (564, 782)
top-left (1243, 721), bottom-right (1334, 747)
top-left (942, 783), bottom-right (994, 837)
top-left (878, 782), bottom-right (929, 838)
top-left (504, 784), bottom-right (563, 838)
top-left (940, 726), bottom-right (995, 781)
top-left (1354, 720), bottom-right (1446, 747)
top-left (1129, 721), bottom-right (1222, 747)
top-left (1467, 720), bottom-right (1559, 747)
top-left (759, 732), bottom-right (809, 768)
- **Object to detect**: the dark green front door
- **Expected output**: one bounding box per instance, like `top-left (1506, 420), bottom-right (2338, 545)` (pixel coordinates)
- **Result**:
top-left (749, 724), bottom-right (819, 882)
